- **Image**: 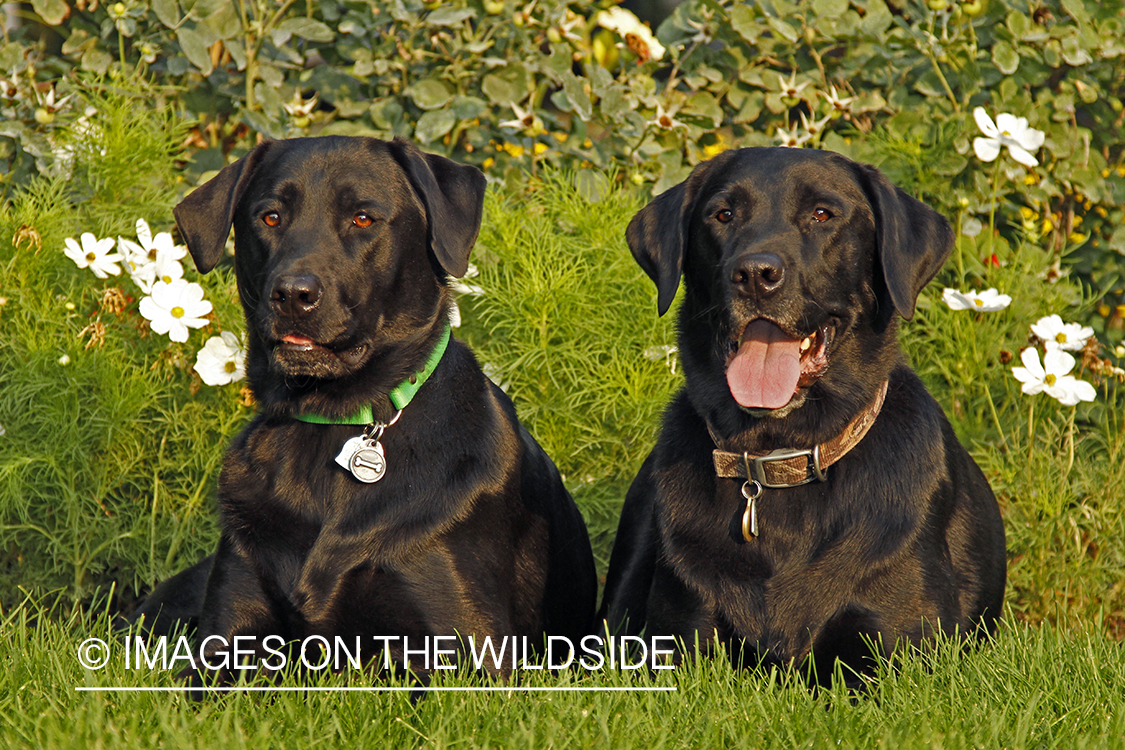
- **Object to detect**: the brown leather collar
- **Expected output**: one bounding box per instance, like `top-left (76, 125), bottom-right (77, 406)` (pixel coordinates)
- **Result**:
top-left (712, 380), bottom-right (889, 489)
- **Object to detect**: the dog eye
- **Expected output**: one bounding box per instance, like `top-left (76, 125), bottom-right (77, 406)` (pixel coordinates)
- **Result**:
top-left (812, 208), bottom-right (833, 223)
top-left (716, 209), bottom-right (733, 224)
top-left (353, 212), bottom-right (374, 228)
top-left (262, 211), bottom-right (281, 228)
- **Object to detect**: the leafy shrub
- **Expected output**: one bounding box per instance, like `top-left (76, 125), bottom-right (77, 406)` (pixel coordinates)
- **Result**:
top-left (8, 0), bottom-right (1125, 331)
top-left (0, 88), bottom-right (243, 608)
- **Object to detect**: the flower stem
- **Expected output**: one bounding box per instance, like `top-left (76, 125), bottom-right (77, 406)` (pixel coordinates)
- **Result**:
top-left (1026, 396), bottom-right (1035, 487)
top-left (987, 157), bottom-right (1002, 268)
top-left (1065, 405), bottom-right (1076, 479)
top-left (984, 383), bottom-right (1006, 449)
top-left (955, 207), bottom-right (966, 285)
top-left (118, 32), bottom-right (127, 77)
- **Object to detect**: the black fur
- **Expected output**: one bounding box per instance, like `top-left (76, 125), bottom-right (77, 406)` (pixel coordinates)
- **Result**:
top-left (600, 148), bottom-right (1006, 684)
top-left (134, 136), bottom-right (596, 680)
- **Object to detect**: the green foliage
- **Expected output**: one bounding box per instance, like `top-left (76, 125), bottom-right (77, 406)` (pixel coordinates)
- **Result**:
top-left (902, 228), bottom-right (1125, 632)
top-left (2, 599), bottom-right (1124, 748)
top-left (0, 86), bottom-right (246, 608)
top-left (8, 0), bottom-right (1125, 329)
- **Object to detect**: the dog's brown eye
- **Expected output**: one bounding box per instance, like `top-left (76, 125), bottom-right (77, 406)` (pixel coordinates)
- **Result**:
top-left (813, 208), bottom-right (833, 223)
top-left (263, 212), bottom-right (280, 228)
top-left (716, 209), bottom-right (733, 223)
top-left (353, 212), bottom-right (374, 228)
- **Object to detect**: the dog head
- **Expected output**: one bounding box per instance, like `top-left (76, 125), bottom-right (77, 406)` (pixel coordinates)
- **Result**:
top-left (627, 147), bottom-right (952, 442)
top-left (173, 136), bottom-right (486, 418)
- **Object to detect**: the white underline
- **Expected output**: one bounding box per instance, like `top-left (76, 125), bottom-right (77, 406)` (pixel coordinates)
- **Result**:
top-left (75, 686), bottom-right (677, 693)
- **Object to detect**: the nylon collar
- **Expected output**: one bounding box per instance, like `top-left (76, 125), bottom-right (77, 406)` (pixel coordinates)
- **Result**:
top-left (293, 324), bottom-right (451, 425)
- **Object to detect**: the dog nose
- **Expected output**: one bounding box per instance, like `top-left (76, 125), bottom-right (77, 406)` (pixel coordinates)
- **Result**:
top-left (271, 275), bottom-right (323, 316)
top-left (731, 253), bottom-right (786, 298)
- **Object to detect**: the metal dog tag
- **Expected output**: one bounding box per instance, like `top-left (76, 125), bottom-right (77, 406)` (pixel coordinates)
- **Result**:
top-left (335, 436), bottom-right (387, 483)
top-left (350, 441), bottom-right (386, 483)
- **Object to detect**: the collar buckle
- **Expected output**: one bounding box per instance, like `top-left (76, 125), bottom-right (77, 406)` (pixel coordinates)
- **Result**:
top-left (743, 445), bottom-right (826, 489)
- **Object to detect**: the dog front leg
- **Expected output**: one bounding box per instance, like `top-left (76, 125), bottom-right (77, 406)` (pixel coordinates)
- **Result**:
top-left (190, 535), bottom-right (288, 689)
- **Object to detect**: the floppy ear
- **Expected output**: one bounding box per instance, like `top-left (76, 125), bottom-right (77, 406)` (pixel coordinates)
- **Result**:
top-left (173, 141), bottom-right (275, 273)
top-left (389, 137), bottom-right (486, 279)
top-left (853, 163), bottom-right (954, 326)
top-left (626, 152), bottom-right (735, 317)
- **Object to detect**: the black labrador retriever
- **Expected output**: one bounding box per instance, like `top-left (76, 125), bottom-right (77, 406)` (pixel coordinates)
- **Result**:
top-left (599, 147), bottom-right (1006, 684)
top-left (134, 136), bottom-right (596, 680)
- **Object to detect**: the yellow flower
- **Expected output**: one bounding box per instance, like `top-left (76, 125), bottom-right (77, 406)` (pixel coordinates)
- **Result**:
top-left (481, 157), bottom-right (495, 169)
top-left (702, 140), bottom-right (729, 159)
top-left (502, 143), bottom-right (524, 158)
top-left (554, 131), bottom-right (569, 143)
top-left (1019, 206), bottom-right (1037, 221)
top-left (534, 142), bottom-right (548, 155)
top-left (1068, 232), bottom-right (1088, 244)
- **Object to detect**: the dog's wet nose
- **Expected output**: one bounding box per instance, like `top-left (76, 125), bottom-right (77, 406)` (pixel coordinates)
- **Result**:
top-left (271, 275), bottom-right (323, 316)
top-left (731, 253), bottom-right (785, 298)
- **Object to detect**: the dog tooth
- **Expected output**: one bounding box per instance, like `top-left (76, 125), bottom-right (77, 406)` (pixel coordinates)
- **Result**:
top-left (799, 337), bottom-right (812, 353)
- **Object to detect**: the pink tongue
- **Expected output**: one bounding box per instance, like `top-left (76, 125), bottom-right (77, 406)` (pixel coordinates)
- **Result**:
top-left (726, 320), bottom-right (802, 409)
top-left (282, 334), bottom-right (315, 346)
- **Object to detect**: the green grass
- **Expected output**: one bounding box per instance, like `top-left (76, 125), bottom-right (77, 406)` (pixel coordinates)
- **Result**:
top-left (1, 599), bottom-right (1123, 749)
top-left (2, 76), bottom-right (1125, 750)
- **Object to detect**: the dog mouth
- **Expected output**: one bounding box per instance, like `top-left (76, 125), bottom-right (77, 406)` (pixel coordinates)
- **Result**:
top-left (725, 319), bottom-right (831, 411)
top-left (275, 333), bottom-right (370, 371)
top-left (279, 334), bottom-right (324, 353)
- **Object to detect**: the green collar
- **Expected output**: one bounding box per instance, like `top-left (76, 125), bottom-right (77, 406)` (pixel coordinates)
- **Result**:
top-left (293, 325), bottom-right (451, 425)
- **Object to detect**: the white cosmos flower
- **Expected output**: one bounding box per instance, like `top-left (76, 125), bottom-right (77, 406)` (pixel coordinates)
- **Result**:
top-left (1012, 347), bottom-right (1096, 406)
top-left (194, 331), bottom-right (246, 386)
top-left (152, 253), bottom-right (184, 286)
top-left (596, 7), bottom-right (665, 62)
top-left (449, 263), bottom-right (483, 298)
top-left (63, 233), bottom-right (123, 279)
top-left (972, 107), bottom-right (1045, 168)
top-left (125, 256), bottom-right (158, 293)
top-left (942, 287), bottom-right (1012, 312)
top-left (1029, 314), bottom-right (1094, 352)
top-left (139, 279), bottom-right (212, 343)
top-left (119, 219), bottom-right (187, 292)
